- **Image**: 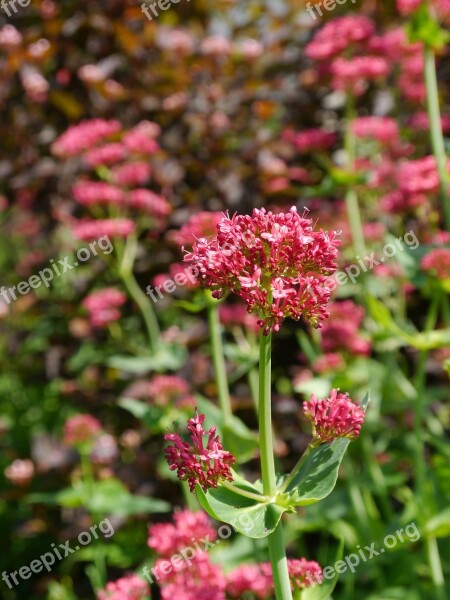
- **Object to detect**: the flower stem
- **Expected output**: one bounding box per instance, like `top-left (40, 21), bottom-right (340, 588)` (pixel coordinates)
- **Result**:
top-left (259, 333), bottom-right (292, 600)
top-left (344, 94), bottom-right (367, 258)
top-left (207, 298), bottom-right (232, 424)
top-left (119, 235), bottom-right (160, 353)
top-left (413, 294), bottom-right (446, 599)
top-left (221, 480), bottom-right (269, 503)
top-left (424, 44), bottom-right (450, 231)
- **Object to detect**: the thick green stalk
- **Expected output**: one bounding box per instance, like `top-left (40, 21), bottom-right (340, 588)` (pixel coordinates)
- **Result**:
top-left (259, 333), bottom-right (292, 600)
top-left (425, 537), bottom-right (446, 600)
top-left (207, 299), bottom-right (232, 423)
top-left (424, 44), bottom-right (450, 230)
top-left (344, 95), bottom-right (367, 259)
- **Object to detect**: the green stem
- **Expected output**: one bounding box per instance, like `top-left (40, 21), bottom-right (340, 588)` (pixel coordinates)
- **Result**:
top-left (424, 44), bottom-right (450, 231)
top-left (221, 480), bottom-right (269, 503)
top-left (344, 94), bottom-right (367, 258)
top-left (207, 298), bottom-right (232, 423)
top-left (259, 333), bottom-right (292, 600)
top-left (118, 233), bottom-right (159, 352)
top-left (425, 537), bottom-right (447, 600)
top-left (413, 294), bottom-right (446, 599)
top-left (182, 481), bottom-right (198, 510)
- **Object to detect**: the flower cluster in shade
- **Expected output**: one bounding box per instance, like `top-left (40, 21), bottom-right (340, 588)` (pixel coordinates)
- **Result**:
top-left (303, 389), bottom-right (366, 445)
top-left (183, 207), bottom-right (340, 334)
top-left (145, 510), bottom-right (322, 599)
top-left (63, 414), bottom-right (102, 446)
top-left (421, 248), bottom-right (450, 280)
top-left (164, 411), bottom-right (235, 492)
top-left (97, 573), bottom-right (150, 600)
top-left (320, 300), bottom-right (370, 357)
top-left (82, 288), bottom-right (127, 327)
top-left (121, 375), bottom-right (195, 409)
top-left (396, 0), bottom-right (450, 23)
top-left (51, 119), bottom-right (171, 241)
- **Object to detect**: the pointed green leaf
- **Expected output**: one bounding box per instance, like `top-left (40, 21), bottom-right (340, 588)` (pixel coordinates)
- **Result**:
top-left (196, 483), bottom-right (287, 539)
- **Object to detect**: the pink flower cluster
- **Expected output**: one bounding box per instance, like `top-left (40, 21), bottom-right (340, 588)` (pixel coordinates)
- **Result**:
top-left (148, 510), bottom-right (217, 556)
top-left (303, 389), bottom-right (366, 445)
top-left (321, 300), bottom-right (370, 357)
top-left (97, 574), bottom-right (150, 600)
top-left (421, 248), bottom-right (450, 280)
top-left (331, 56), bottom-right (389, 95)
top-left (72, 219), bottom-right (136, 241)
top-left (148, 511), bottom-right (225, 599)
top-left (184, 207), bottom-right (340, 334)
top-left (305, 16), bottom-right (374, 61)
top-left (82, 288), bottom-right (127, 327)
top-left (288, 559), bottom-right (323, 590)
top-left (72, 182), bottom-right (171, 217)
top-left (4, 459), bottom-right (35, 486)
top-left (292, 128), bottom-right (337, 154)
top-left (164, 411), bottom-right (235, 492)
top-left (219, 302), bottom-right (261, 334)
top-left (147, 375), bottom-right (195, 408)
top-left (52, 119), bottom-right (121, 157)
top-left (352, 117), bottom-right (399, 145)
top-left (63, 414), bottom-right (102, 446)
top-left (169, 211), bottom-right (223, 248)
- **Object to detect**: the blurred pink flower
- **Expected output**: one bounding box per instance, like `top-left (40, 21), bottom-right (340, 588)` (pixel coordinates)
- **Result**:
top-left (4, 459), bottom-right (35, 486)
top-left (148, 510), bottom-right (217, 556)
top-left (97, 574), bottom-right (149, 600)
top-left (71, 218), bottom-right (135, 240)
top-left (52, 119), bottom-right (121, 157)
top-left (82, 288), bottom-right (126, 327)
top-left (63, 414), bottom-right (102, 446)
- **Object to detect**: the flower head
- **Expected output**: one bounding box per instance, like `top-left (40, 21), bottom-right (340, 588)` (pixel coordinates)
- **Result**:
top-left (164, 411), bottom-right (235, 491)
top-left (97, 574), bottom-right (149, 600)
top-left (287, 558), bottom-right (323, 590)
top-left (421, 248), bottom-right (450, 280)
top-left (63, 414), bottom-right (102, 446)
top-left (184, 207), bottom-right (340, 334)
top-left (148, 510), bottom-right (216, 556)
top-left (303, 389), bottom-right (365, 444)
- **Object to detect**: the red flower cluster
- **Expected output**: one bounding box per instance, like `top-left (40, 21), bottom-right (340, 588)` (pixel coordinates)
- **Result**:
top-left (321, 300), bottom-right (370, 357)
top-left (164, 411), bottom-right (235, 491)
top-left (72, 218), bottom-right (136, 241)
top-left (97, 573), bottom-right (149, 600)
top-left (288, 558), bottom-right (323, 590)
top-left (184, 207), bottom-right (340, 334)
top-left (303, 389), bottom-right (365, 445)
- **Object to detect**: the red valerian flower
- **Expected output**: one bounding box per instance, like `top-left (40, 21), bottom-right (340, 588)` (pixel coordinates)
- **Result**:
top-left (164, 411), bottom-right (235, 492)
top-left (183, 207), bottom-right (340, 334)
top-left (287, 558), bottom-right (323, 590)
top-left (421, 248), bottom-right (450, 280)
top-left (97, 573), bottom-right (149, 600)
top-left (303, 389), bottom-right (365, 444)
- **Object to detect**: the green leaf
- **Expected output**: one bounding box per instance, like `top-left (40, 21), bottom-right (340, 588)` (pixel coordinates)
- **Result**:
top-left (283, 438), bottom-right (351, 506)
top-left (87, 479), bottom-right (170, 516)
top-left (423, 507), bottom-right (450, 538)
top-left (108, 344), bottom-right (186, 374)
top-left (302, 538), bottom-right (344, 600)
top-left (196, 483), bottom-right (287, 539)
